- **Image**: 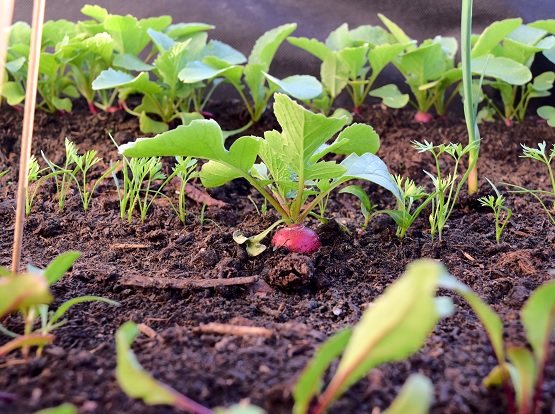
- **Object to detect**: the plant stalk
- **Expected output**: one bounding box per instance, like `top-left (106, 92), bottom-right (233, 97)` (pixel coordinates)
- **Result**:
top-left (11, 0), bottom-right (46, 273)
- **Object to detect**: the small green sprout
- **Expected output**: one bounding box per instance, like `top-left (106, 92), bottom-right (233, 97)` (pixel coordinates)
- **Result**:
top-left (478, 178), bottom-right (512, 243)
top-left (503, 141), bottom-right (555, 224)
top-left (339, 184), bottom-right (378, 232)
top-left (42, 139), bottom-right (116, 212)
top-left (413, 140), bottom-right (478, 242)
top-left (25, 156), bottom-right (71, 215)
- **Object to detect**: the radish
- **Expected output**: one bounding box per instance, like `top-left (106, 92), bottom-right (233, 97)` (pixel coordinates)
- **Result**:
top-left (414, 111), bottom-right (433, 123)
top-left (271, 224), bottom-right (321, 254)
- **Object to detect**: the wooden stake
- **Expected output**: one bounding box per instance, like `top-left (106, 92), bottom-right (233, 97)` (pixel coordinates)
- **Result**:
top-left (11, 0), bottom-right (47, 273)
top-left (0, 0), bottom-right (15, 101)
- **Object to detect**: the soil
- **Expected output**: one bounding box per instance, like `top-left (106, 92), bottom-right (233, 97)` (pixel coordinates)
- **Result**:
top-left (1, 99), bottom-right (554, 414)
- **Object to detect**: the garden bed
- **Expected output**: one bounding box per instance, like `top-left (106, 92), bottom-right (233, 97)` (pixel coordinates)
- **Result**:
top-left (1, 101), bottom-right (554, 413)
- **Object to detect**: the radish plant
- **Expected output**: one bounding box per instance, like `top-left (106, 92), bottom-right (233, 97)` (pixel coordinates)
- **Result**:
top-left (120, 93), bottom-right (401, 255)
top-left (288, 22), bottom-right (409, 114)
top-left (378, 14), bottom-right (461, 121)
top-left (471, 19), bottom-right (555, 125)
top-left (179, 23), bottom-right (322, 126)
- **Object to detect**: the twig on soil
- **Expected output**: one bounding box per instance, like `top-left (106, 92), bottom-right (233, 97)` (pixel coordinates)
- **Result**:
top-left (110, 243), bottom-right (150, 250)
top-left (119, 274), bottom-right (259, 289)
top-left (194, 322), bottom-right (273, 338)
top-left (184, 183), bottom-right (228, 207)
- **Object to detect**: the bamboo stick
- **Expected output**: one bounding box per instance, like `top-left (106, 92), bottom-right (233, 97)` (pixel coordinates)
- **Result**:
top-left (0, 0), bottom-right (15, 101)
top-left (11, 0), bottom-right (47, 273)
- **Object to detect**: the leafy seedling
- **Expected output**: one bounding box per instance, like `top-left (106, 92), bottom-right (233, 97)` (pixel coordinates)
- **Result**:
top-left (116, 321), bottom-right (264, 413)
top-left (120, 93), bottom-right (401, 255)
top-left (378, 14), bottom-right (461, 121)
top-left (503, 141), bottom-right (555, 224)
top-left (478, 178), bottom-right (512, 243)
top-left (448, 277), bottom-right (555, 414)
top-left (288, 22), bottom-right (409, 114)
top-left (179, 23), bottom-right (322, 126)
top-left (0, 252), bottom-right (119, 357)
top-left (346, 175), bottom-right (435, 238)
top-left (293, 258), bottom-right (455, 414)
top-left (468, 18), bottom-right (555, 125)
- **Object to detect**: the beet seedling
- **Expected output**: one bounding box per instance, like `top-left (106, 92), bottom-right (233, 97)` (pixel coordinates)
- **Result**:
top-left (120, 93), bottom-right (401, 255)
top-left (115, 321), bottom-right (264, 414)
top-left (448, 278), bottom-right (555, 414)
top-left (0, 252), bottom-right (119, 357)
top-left (293, 259), bottom-right (455, 414)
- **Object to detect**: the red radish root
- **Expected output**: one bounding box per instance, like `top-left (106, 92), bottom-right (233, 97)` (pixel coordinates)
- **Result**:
top-left (271, 225), bottom-right (321, 254)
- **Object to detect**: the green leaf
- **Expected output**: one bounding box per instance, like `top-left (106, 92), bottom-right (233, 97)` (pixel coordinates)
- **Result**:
top-left (321, 55), bottom-right (348, 98)
top-left (264, 72), bottom-right (323, 100)
top-left (147, 28), bottom-right (176, 52)
top-left (332, 123), bottom-right (380, 155)
top-left (471, 18), bottom-right (522, 57)
top-left (337, 153), bottom-right (402, 202)
top-left (165, 22), bottom-right (215, 40)
top-left (200, 136), bottom-right (260, 187)
top-left (120, 120), bottom-right (260, 188)
top-left (325, 24), bottom-right (352, 51)
top-left (531, 71), bottom-right (555, 91)
top-left (287, 37), bottom-right (332, 61)
top-left (154, 41), bottom-right (192, 86)
top-left (139, 113), bottom-right (169, 134)
top-left (538, 105), bottom-right (555, 125)
top-left (339, 185), bottom-right (373, 215)
top-left (2, 81), bottom-right (25, 105)
top-left (350, 24), bottom-right (397, 46)
top-left (369, 42), bottom-right (409, 75)
top-left (521, 279), bottom-right (555, 365)
top-left (292, 329), bottom-right (352, 414)
top-left (272, 93), bottom-right (347, 176)
top-left (248, 23), bottom-right (297, 69)
top-left (179, 60), bottom-right (241, 84)
top-left (506, 347), bottom-right (537, 413)
top-left (113, 54), bottom-right (154, 71)
top-left (49, 296), bottom-right (120, 326)
top-left (471, 55), bottom-right (532, 85)
top-left (451, 284), bottom-right (505, 364)
top-left (400, 42), bottom-right (446, 85)
top-left (337, 46), bottom-right (368, 78)
top-left (92, 69), bottom-right (161, 95)
top-left (0, 273), bottom-right (53, 319)
top-left (102, 14), bottom-right (170, 56)
top-left (33, 403), bottom-right (77, 414)
top-left (323, 259), bottom-right (453, 402)
top-left (377, 14), bottom-right (414, 48)
top-left (43, 251), bottom-right (81, 285)
top-left (382, 374), bottom-right (434, 414)
top-left (116, 321), bottom-right (204, 410)
top-left (202, 40), bottom-right (246, 64)
top-left (80, 5), bottom-right (108, 22)
top-left (369, 84), bottom-right (409, 108)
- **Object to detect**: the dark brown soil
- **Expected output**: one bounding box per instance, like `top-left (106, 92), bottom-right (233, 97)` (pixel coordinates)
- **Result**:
top-left (1, 100), bottom-right (554, 414)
